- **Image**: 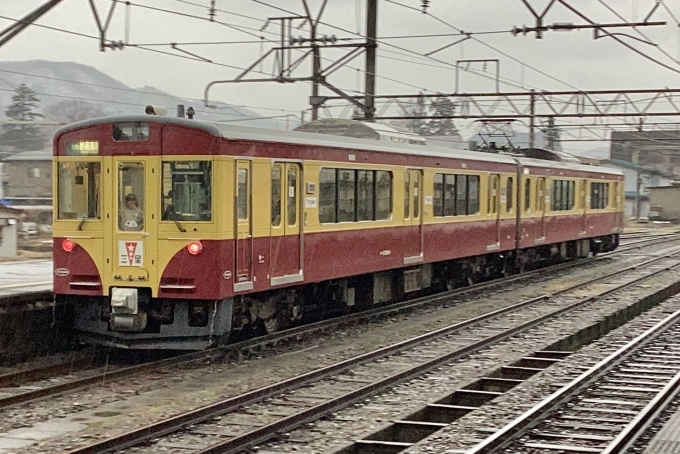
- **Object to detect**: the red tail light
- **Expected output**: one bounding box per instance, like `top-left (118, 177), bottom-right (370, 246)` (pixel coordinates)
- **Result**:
top-left (62, 239), bottom-right (75, 252)
top-left (187, 241), bottom-right (203, 255)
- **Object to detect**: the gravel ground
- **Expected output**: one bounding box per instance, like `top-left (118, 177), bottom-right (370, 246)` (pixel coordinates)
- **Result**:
top-left (252, 266), bottom-right (680, 453)
top-left (3, 247), bottom-right (676, 453)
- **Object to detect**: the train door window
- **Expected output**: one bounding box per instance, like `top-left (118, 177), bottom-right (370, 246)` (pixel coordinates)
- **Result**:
top-left (613, 182), bottom-right (619, 209)
top-left (58, 161), bottom-right (101, 220)
top-left (468, 176), bottom-right (480, 215)
top-left (488, 175), bottom-right (499, 215)
top-left (271, 165), bottom-right (282, 226)
top-left (506, 177), bottom-right (513, 213)
top-left (433, 173), bottom-right (443, 217)
top-left (413, 171), bottom-right (420, 218)
top-left (237, 168), bottom-right (248, 220)
top-left (524, 178), bottom-right (531, 213)
top-left (444, 174), bottom-right (456, 216)
top-left (357, 170), bottom-right (375, 221)
top-left (456, 175), bottom-right (467, 215)
top-left (118, 162), bottom-right (145, 231)
top-left (338, 169), bottom-right (356, 222)
top-left (537, 178), bottom-right (545, 212)
top-left (319, 168), bottom-right (337, 223)
top-left (287, 166), bottom-right (297, 226)
top-left (161, 161), bottom-right (212, 222)
top-left (404, 171), bottom-right (410, 219)
top-left (604, 183), bottom-right (610, 208)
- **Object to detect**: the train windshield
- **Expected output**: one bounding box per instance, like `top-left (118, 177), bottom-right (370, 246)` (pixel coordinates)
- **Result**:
top-left (57, 161), bottom-right (101, 220)
top-left (118, 162), bottom-right (145, 231)
top-left (162, 161), bottom-right (212, 222)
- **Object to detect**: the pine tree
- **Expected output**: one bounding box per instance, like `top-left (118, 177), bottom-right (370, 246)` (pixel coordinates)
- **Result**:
top-left (428, 96), bottom-right (458, 137)
top-left (406, 93), bottom-right (429, 136)
top-left (1, 84), bottom-right (46, 152)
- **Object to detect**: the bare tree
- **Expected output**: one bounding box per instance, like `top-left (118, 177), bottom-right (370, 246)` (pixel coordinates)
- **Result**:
top-left (45, 100), bottom-right (106, 124)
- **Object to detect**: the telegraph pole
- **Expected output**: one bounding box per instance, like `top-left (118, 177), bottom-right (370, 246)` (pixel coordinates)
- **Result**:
top-left (364, 0), bottom-right (378, 122)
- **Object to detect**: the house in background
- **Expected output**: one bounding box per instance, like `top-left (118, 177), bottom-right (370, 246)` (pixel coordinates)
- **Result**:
top-left (1, 148), bottom-right (53, 225)
top-left (600, 159), bottom-right (674, 217)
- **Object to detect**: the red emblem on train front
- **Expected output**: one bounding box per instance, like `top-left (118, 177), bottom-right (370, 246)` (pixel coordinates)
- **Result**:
top-left (125, 242), bottom-right (137, 265)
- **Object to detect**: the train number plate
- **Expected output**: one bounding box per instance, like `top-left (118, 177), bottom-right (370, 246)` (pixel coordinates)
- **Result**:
top-left (118, 241), bottom-right (144, 267)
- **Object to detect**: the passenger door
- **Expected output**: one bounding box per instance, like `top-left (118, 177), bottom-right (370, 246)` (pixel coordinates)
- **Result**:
top-left (270, 162), bottom-right (303, 285)
top-left (537, 177), bottom-right (547, 242)
top-left (110, 158), bottom-right (158, 287)
top-left (404, 169), bottom-right (424, 264)
top-left (579, 179), bottom-right (588, 236)
top-left (488, 173), bottom-right (501, 250)
top-left (235, 160), bottom-right (253, 291)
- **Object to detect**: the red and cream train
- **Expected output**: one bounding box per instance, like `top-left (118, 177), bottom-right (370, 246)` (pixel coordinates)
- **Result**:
top-left (52, 116), bottom-right (624, 349)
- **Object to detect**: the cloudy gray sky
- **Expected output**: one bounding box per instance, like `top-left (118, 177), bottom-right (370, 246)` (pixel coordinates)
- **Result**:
top-left (2, 0), bottom-right (680, 152)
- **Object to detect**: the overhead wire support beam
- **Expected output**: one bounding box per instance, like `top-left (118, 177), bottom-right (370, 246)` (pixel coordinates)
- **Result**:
top-left (0, 0), bottom-right (64, 49)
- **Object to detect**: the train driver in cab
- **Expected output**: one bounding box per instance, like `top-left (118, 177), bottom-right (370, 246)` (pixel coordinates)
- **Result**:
top-left (119, 193), bottom-right (144, 231)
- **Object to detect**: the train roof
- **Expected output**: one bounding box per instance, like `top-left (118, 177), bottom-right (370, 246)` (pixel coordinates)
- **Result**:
top-left (54, 115), bottom-right (623, 176)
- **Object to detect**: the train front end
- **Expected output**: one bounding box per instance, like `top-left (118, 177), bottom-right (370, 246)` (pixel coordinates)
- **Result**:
top-left (52, 116), bottom-right (234, 349)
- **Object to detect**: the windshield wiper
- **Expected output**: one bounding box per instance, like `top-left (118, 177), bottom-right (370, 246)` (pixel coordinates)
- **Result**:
top-left (77, 215), bottom-right (87, 231)
top-left (173, 218), bottom-right (186, 232)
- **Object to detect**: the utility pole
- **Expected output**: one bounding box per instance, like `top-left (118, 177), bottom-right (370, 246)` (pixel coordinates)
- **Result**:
top-left (364, 0), bottom-right (378, 122)
top-left (528, 89), bottom-right (536, 150)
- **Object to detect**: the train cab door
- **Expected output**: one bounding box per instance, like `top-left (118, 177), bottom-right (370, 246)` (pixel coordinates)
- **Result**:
top-left (235, 160), bottom-right (253, 291)
top-left (270, 162), bottom-right (304, 285)
top-left (403, 169), bottom-right (424, 264)
top-left (488, 174), bottom-right (501, 249)
top-left (579, 179), bottom-right (588, 236)
top-left (110, 158), bottom-right (158, 288)
top-left (538, 177), bottom-right (547, 242)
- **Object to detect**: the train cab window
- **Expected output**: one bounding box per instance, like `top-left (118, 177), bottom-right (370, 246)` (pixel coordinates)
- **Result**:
top-left (404, 171), bottom-right (411, 219)
top-left (118, 162), bottom-right (145, 231)
top-left (524, 179), bottom-right (531, 213)
top-left (113, 122), bottom-right (149, 142)
top-left (271, 166), bottom-right (282, 226)
top-left (162, 161), bottom-right (212, 222)
top-left (287, 166), bottom-right (297, 226)
top-left (57, 161), bottom-right (101, 220)
top-left (506, 177), bottom-right (513, 213)
top-left (237, 169), bottom-right (248, 220)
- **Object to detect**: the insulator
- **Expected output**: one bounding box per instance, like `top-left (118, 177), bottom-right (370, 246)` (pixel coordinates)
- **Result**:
top-left (421, 0), bottom-right (429, 13)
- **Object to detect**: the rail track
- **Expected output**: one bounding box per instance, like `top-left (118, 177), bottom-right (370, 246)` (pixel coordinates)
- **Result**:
top-left (467, 307), bottom-right (680, 454)
top-left (61, 244), bottom-right (680, 453)
top-left (0, 235), bottom-right (675, 414)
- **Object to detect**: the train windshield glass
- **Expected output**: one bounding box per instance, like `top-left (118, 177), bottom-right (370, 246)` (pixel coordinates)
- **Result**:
top-left (57, 161), bottom-right (101, 220)
top-left (162, 161), bottom-right (212, 222)
top-left (118, 162), bottom-right (145, 231)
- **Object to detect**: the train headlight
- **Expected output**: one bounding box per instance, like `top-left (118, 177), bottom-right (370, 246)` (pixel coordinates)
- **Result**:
top-left (62, 239), bottom-right (75, 252)
top-left (187, 241), bottom-right (203, 255)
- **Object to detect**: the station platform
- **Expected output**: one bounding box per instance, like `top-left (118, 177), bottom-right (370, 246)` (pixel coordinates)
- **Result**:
top-left (644, 408), bottom-right (680, 453)
top-left (0, 260), bottom-right (52, 293)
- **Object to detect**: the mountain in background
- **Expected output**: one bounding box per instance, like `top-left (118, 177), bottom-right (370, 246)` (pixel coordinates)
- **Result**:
top-left (0, 60), bottom-right (282, 129)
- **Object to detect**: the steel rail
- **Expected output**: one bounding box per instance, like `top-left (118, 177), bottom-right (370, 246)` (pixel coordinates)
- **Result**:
top-left (0, 354), bottom-right (99, 387)
top-left (467, 306), bottom-right (680, 454)
top-left (65, 249), bottom-right (680, 454)
top-left (0, 237), bottom-right (677, 410)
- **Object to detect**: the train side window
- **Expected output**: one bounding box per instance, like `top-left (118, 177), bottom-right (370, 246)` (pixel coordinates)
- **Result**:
top-left (444, 174), bottom-right (456, 216)
top-left (375, 171), bottom-right (392, 220)
top-left (404, 171), bottom-right (410, 219)
top-left (357, 170), bottom-right (374, 221)
top-left (58, 161), bottom-right (101, 220)
top-left (433, 173), bottom-right (444, 217)
top-left (590, 182), bottom-right (609, 209)
top-left (319, 168), bottom-right (337, 223)
top-left (568, 181), bottom-right (575, 210)
top-left (162, 161), bottom-right (212, 222)
top-left (456, 175), bottom-right (467, 216)
top-left (237, 169), bottom-right (248, 220)
top-left (524, 179), bottom-right (531, 213)
top-left (338, 169), bottom-right (356, 222)
top-left (287, 166), bottom-right (297, 226)
top-left (271, 166), bottom-right (282, 226)
top-left (506, 177), bottom-right (513, 213)
top-left (412, 171), bottom-right (420, 218)
top-left (536, 178), bottom-right (545, 212)
top-left (468, 175), bottom-right (480, 215)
